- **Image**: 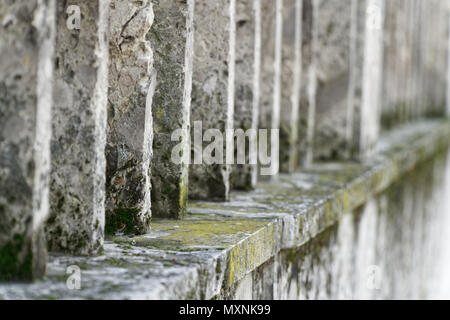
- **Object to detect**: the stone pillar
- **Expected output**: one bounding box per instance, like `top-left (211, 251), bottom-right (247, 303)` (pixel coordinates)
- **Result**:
top-left (233, 0), bottom-right (260, 190)
top-left (189, 0), bottom-right (236, 201)
top-left (309, 0), bottom-right (352, 162)
top-left (304, 0), bottom-right (319, 167)
top-left (259, 0), bottom-right (283, 176)
top-left (151, 0), bottom-right (195, 219)
top-left (346, 0), bottom-right (384, 159)
top-left (447, 7), bottom-right (450, 117)
top-left (46, 0), bottom-right (109, 254)
top-left (280, 0), bottom-right (303, 173)
top-left (105, 0), bottom-right (154, 233)
top-left (0, 0), bottom-right (55, 280)
top-left (359, 0), bottom-right (385, 158)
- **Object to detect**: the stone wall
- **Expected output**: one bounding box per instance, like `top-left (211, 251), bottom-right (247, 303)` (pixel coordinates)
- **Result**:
top-left (1, 0), bottom-right (450, 299)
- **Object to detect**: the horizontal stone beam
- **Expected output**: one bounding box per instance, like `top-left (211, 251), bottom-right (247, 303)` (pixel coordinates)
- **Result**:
top-left (150, 0), bottom-right (194, 219)
top-left (46, 0), bottom-right (109, 254)
top-left (105, 0), bottom-right (154, 233)
top-left (0, 0), bottom-right (55, 280)
top-left (3, 119), bottom-right (449, 298)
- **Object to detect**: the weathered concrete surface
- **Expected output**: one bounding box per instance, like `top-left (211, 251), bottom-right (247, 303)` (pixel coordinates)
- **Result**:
top-left (47, 0), bottom-right (109, 254)
top-left (2, 120), bottom-right (448, 297)
top-left (359, 0), bottom-right (385, 158)
top-left (381, 0), bottom-right (448, 128)
top-left (345, 0), bottom-right (385, 159)
top-left (232, 0), bottom-right (260, 190)
top-left (299, 0), bottom-right (319, 167)
top-left (311, 0), bottom-right (351, 161)
top-left (280, 0), bottom-right (303, 172)
top-left (0, 0), bottom-right (55, 280)
top-left (259, 0), bottom-right (282, 177)
top-left (271, 148), bottom-right (450, 299)
top-left (105, 0), bottom-right (154, 233)
top-left (150, 0), bottom-right (194, 219)
top-left (189, 0), bottom-right (236, 201)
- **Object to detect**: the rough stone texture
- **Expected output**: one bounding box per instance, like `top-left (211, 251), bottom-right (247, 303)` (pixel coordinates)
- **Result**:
top-left (258, 0), bottom-right (283, 177)
top-left (359, 0), bottom-right (385, 158)
top-left (419, 0), bottom-right (448, 118)
top-left (300, 0), bottom-right (319, 167)
top-left (280, 0), bottom-right (303, 173)
top-left (270, 149), bottom-right (450, 299)
top-left (46, 0), bottom-right (109, 254)
top-left (0, 0), bottom-right (55, 280)
top-left (345, 0), bottom-right (366, 157)
top-left (189, 0), bottom-right (235, 201)
top-left (105, 0), bottom-right (154, 233)
top-left (381, 0), bottom-right (448, 129)
top-left (311, 0), bottom-right (352, 161)
top-left (346, 0), bottom-right (385, 159)
top-left (232, 0), bottom-right (260, 190)
top-left (150, 0), bottom-right (194, 219)
top-left (1, 120), bottom-right (448, 297)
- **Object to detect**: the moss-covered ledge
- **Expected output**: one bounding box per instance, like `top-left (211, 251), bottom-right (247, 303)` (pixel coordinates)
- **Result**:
top-left (1, 119), bottom-right (449, 300)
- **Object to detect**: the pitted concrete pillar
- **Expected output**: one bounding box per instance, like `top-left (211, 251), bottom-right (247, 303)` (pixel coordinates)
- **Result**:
top-left (303, 0), bottom-right (319, 167)
top-left (105, 0), bottom-right (154, 232)
top-left (151, 0), bottom-right (194, 219)
top-left (280, 0), bottom-right (302, 172)
top-left (0, 0), bottom-right (55, 280)
top-left (423, 0), bottom-right (448, 117)
top-left (359, 0), bottom-right (385, 158)
top-left (46, 0), bottom-right (109, 254)
top-left (308, 0), bottom-right (352, 162)
top-left (259, 0), bottom-right (283, 176)
top-left (233, 0), bottom-right (260, 190)
top-left (189, 0), bottom-right (236, 201)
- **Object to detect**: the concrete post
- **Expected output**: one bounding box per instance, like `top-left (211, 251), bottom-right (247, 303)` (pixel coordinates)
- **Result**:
top-left (259, 0), bottom-right (283, 176)
top-left (0, 0), bottom-right (55, 280)
top-left (233, 0), bottom-right (260, 190)
top-left (150, 0), bottom-right (195, 218)
top-left (280, 0), bottom-right (303, 173)
top-left (46, 0), bottom-right (109, 254)
top-left (359, 0), bottom-right (385, 158)
top-left (303, 0), bottom-right (319, 167)
top-left (105, 0), bottom-right (154, 233)
top-left (309, 0), bottom-right (352, 162)
top-left (189, 0), bottom-right (236, 201)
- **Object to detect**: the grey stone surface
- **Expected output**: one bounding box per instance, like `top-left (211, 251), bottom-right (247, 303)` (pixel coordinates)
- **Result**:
top-left (346, 0), bottom-right (385, 159)
top-left (380, 0), bottom-right (448, 129)
top-left (345, 0), bottom-right (366, 157)
top-left (258, 0), bottom-right (282, 177)
top-left (189, 0), bottom-right (235, 201)
top-left (0, 0), bottom-right (55, 280)
top-left (1, 120), bottom-right (448, 297)
top-left (105, 0), bottom-right (154, 233)
top-left (280, 0), bottom-right (302, 172)
top-left (311, 0), bottom-right (351, 161)
top-left (46, 0), bottom-right (109, 254)
top-left (300, 0), bottom-right (319, 167)
top-left (359, 0), bottom-right (385, 158)
top-left (233, 0), bottom-right (259, 190)
top-left (150, 0), bottom-right (194, 219)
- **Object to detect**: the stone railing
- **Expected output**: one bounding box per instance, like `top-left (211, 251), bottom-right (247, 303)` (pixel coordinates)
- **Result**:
top-left (1, 0), bottom-right (450, 299)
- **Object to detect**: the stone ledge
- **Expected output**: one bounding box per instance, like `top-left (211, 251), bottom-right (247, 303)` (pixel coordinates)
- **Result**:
top-left (1, 119), bottom-right (449, 299)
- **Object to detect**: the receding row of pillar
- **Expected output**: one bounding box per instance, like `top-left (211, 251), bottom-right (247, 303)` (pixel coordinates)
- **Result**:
top-left (0, 0), bottom-right (449, 280)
